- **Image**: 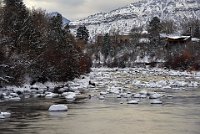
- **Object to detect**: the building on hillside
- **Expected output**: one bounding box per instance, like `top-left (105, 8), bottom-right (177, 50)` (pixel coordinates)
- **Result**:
top-left (166, 36), bottom-right (191, 45)
top-left (163, 35), bottom-right (191, 55)
top-left (164, 35), bottom-right (200, 57)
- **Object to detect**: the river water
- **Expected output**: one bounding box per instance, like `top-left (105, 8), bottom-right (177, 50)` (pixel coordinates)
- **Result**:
top-left (0, 68), bottom-right (200, 134)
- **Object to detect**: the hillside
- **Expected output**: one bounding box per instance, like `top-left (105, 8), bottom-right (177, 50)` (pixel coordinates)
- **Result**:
top-left (69, 0), bottom-right (200, 40)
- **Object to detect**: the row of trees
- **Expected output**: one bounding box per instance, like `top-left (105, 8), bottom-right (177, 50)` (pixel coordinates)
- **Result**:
top-left (92, 16), bottom-right (200, 69)
top-left (0, 0), bottom-right (91, 86)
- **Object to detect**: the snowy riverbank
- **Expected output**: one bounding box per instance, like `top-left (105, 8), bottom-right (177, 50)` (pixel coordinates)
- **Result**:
top-left (0, 67), bottom-right (200, 102)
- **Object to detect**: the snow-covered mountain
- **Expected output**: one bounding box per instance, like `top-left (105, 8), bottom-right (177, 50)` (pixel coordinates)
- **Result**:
top-left (69, 0), bottom-right (200, 40)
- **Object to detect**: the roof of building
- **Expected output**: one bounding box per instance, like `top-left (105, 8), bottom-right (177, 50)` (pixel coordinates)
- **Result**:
top-left (167, 36), bottom-right (191, 40)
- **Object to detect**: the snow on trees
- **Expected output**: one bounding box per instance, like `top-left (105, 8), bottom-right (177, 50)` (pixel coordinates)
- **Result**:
top-left (0, 0), bottom-right (91, 87)
top-left (148, 17), bottom-right (161, 47)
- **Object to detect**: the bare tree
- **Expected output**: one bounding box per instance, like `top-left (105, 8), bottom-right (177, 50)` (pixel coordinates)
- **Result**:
top-left (160, 20), bottom-right (176, 34)
top-left (181, 19), bottom-right (200, 37)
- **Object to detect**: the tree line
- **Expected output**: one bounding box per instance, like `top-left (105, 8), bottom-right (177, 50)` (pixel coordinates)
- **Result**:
top-left (0, 0), bottom-right (91, 87)
top-left (91, 17), bottom-right (200, 70)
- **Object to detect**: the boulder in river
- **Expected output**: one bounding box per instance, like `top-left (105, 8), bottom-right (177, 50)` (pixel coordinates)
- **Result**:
top-left (48, 104), bottom-right (68, 112)
top-left (150, 99), bottom-right (162, 104)
top-left (0, 112), bottom-right (11, 119)
top-left (127, 99), bottom-right (139, 104)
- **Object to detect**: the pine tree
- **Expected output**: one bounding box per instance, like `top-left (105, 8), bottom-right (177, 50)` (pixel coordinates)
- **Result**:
top-left (29, 12), bottom-right (82, 82)
top-left (101, 33), bottom-right (111, 61)
top-left (129, 27), bottom-right (142, 45)
top-left (2, 0), bottom-right (29, 48)
top-left (76, 25), bottom-right (89, 43)
top-left (48, 13), bottom-right (66, 48)
top-left (148, 17), bottom-right (161, 47)
top-left (2, 0), bottom-right (41, 56)
top-left (0, 0), bottom-right (38, 85)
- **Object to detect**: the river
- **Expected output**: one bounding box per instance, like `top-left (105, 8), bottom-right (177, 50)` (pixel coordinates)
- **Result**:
top-left (0, 68), bottom-right (200, 134)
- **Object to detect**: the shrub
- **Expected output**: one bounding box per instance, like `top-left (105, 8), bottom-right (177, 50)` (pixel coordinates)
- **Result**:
top-left (165, 49), bottom-right (200, 70)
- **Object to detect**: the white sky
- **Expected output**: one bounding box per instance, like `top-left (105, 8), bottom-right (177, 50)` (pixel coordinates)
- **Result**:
top-left (24, 0), bottom-right (136, 21)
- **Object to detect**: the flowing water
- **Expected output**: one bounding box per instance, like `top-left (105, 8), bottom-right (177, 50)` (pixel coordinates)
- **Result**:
top-left (0, 68), bottom-right (200, 134)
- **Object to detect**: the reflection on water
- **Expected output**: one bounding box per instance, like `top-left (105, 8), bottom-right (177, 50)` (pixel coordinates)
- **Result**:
top-left (0, 89), bottom-right (200, 134)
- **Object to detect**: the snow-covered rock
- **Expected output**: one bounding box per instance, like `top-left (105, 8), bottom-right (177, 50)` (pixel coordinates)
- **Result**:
top-left (99, 96), bottom-right (105, 100)
top-left (0, 112), bottom-right (11, 118)
top-left (64, 92), bottom-right (76, 102)
top-left (45, 92), bottom-right (59, 99)
top-left (106, 86), bottom-right (121, 94)
top-left (149, 92), bottom-right (162, 99)
top-left (33, 94), bottom-right (45, 98)
top-left (134, 93), bottom-right (142, 98)
top-left (3, 93), bottom-right (21, 101)
top-left (117, 94), bottom-right (122, 98)
top-left (0, 114), bottom-right (5, 119)
top-left (48, 104), bottom-right (68, 112)
top-left (100, 91), bottom-right (109, 95)
top-left (9, 97), bottom-right (21, 101)
top-left (150, 99), bottom-right (163, 104)
top-left (127, 99), bottom-right (139, 104)
top-left (31, 83), bottom-right (47, 90)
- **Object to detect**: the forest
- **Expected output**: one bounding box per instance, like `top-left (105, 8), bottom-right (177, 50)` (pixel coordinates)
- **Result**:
top-left (0, 0), bottom-right (91, 87)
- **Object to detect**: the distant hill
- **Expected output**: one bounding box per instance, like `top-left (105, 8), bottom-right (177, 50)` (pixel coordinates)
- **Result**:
top-left (69, 0), bottom-right (200, 40)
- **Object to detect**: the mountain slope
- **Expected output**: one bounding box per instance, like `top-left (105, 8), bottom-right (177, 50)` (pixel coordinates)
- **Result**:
top-left (69, 0), bottom-right (200, 40)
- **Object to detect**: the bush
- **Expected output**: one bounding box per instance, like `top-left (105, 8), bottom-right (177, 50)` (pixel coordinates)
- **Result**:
top-left (165, 50), bottom-right (200, 71)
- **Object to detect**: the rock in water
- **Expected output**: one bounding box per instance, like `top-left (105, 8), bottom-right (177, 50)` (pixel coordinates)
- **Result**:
top-left (45, 92), bottom-right (59, 99)
top-left (99, 96), bottom-right (105, 100)
top-left (63, 92), bottom-right (76, 102)
top-left (149, 93), bottom-right (162, 99)
top-left (150, 99), bottom-right (162, 104)
top-left (48, 104), bottom-right (68, 112)
top-left (0, 112), bottom-right (11, 119)
top-left (0, 114), bottom-right (5, 119)
top-left (127, 99), bottom-right (139, 104)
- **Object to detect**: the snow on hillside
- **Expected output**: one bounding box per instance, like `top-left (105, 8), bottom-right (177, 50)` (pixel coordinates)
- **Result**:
top-left (69, 0), bottom-right (200, 40)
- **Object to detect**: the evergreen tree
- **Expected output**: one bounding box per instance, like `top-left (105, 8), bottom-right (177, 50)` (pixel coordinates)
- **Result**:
top-left (101, 33), bottom-right (111, 61)
top-left (48, 13), bottom-right (66, 49)
top-left (29, 13), bottom-right (82, 82)
top-left (2, 0), bottom-right (41, 56)
top-left (129, 27), bottom-right (142, 46)
top-left (0, 0), bottom-right (40, 85)
top-left (148, 17), bottom-right (161, 47)
top-left (2, 0), bottom-right (28, 48)
top-left (0, 3), bottom-right (92, 86)
top-left (76, 25), bottom-right (89, 43)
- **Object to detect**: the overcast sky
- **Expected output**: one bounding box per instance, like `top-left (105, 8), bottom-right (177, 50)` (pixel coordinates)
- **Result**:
top-left (24, 0), bottom-right (136, 21)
